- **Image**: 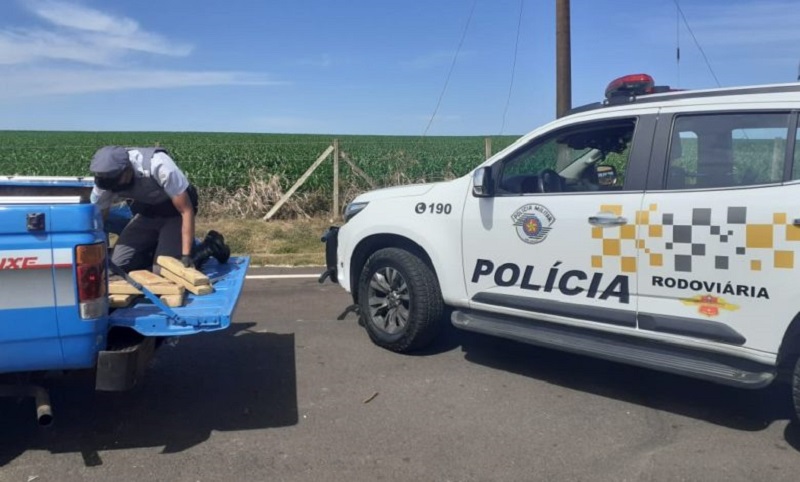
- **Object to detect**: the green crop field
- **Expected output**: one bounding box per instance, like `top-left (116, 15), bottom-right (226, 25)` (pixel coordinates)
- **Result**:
top-left (2, 132), bottom-right (794, 192)
top-left (0, 131), bottom-right (521, 193)
top-left (5, 130), bottom-right (791, 220)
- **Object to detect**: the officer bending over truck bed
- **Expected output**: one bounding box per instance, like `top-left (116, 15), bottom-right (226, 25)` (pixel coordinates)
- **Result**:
top-left (89, 145), bottom-right (198, 273)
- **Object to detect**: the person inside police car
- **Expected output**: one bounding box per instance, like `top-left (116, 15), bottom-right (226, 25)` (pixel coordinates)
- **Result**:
top-left (89, 145), bottom-right (198, 273)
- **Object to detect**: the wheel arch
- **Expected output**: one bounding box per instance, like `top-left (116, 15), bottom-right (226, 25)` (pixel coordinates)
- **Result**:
top-left (349, 234), bottom-right (438, 304)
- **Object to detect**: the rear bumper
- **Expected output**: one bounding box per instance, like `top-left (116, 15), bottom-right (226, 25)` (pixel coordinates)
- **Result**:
top-left (319, 226), bottom-right (339, 284)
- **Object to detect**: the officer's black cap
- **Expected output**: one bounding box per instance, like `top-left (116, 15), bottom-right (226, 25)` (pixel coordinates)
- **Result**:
top-left (90, 146), bottom-right (130, 177)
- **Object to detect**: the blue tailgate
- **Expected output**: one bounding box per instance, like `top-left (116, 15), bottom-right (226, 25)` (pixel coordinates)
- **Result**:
top-left (108, 256), bottom-right (250, 337)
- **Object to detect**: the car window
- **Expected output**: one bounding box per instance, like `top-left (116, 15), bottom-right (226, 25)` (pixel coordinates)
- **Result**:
top-left (793, 123), bottom-right (800, 180)
top-left (498, 118), bottom-right (637, 195)
top-left (668, 131), bottom-right (698, 188)
top-left (666, 112), bottom-right (791, 190)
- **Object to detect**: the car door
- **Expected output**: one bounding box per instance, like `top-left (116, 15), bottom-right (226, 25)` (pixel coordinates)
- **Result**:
top-left (461, 112), bottom-right (657, 332)
top-left (639, 109), bottom-right (800, 354)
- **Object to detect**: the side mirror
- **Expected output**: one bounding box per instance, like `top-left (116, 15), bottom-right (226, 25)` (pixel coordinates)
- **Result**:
top-left (595, 164), bottom-right (618, 187)
top-left (472, 167), bottom-right (494, 197)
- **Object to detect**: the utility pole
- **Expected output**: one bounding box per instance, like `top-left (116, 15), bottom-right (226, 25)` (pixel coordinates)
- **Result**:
top-left (556, 0), bottom-right (571, 118)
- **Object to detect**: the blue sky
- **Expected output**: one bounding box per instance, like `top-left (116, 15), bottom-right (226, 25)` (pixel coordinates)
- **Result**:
top-left (0, 0), bottom-right (798, 135)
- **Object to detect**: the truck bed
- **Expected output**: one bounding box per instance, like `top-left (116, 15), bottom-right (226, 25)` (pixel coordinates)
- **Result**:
top-left (0, 177), bottom-right (93, 201)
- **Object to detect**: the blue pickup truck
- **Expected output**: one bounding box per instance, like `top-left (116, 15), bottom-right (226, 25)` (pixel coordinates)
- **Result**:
top-left (0, 177), bottom-right (250, 426)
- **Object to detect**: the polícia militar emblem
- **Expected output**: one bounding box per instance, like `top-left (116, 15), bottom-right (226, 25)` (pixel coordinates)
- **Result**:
top-left (512, 204), bottom-right (556, 244)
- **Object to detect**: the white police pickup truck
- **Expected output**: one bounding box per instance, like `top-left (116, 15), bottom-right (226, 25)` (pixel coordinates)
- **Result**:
top-left (320, 74), bottom-right (800, 420)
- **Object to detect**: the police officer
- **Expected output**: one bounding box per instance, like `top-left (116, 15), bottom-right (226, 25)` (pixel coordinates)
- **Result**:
top-left (90, 145), bottom-right (198, 272)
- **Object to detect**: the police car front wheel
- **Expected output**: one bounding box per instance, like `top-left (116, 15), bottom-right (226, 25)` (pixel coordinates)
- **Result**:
top-left (357, 247), bottom-right (443, 353)
top-left (792, 357), bottom-right (800, 423)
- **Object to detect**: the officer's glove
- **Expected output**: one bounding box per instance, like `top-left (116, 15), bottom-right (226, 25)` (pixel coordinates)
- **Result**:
top-left (181, 255), bottom-right (195, 268)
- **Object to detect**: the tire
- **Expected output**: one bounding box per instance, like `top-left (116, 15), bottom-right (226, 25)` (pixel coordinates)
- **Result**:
top-left (357, 247), bottom-right (444, 353)
top-left (793, 357), bottom-right (800, 423)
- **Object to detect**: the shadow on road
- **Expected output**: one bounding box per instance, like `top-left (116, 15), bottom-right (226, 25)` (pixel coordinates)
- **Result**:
top-left (0, 322), bottom-right (298, 466)
top-left (786, 422), bottom-right (800, 450)
top-left (406, 310), bottom-right (467, 356)
top-left (452, 328), bottom-right (798, 439)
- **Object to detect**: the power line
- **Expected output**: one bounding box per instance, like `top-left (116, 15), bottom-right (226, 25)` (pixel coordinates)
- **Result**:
top-left (672, 0), bottom-right (721, 87)
top-left (500, 0), bottom-right (524, 135)
top-left (422, 0), bottom-right (478, 137)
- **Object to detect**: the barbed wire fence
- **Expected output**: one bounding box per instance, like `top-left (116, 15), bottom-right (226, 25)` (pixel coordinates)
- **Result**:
top-left (0, 135), bottom-right (520, 219)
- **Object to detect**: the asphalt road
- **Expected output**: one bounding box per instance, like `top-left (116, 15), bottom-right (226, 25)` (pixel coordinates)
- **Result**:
top-left (2, 267), bottom-right (800, 481)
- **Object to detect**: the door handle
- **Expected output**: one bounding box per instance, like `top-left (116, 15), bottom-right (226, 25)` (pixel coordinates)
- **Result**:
top-left (588, 213), bottom-right (627, 226)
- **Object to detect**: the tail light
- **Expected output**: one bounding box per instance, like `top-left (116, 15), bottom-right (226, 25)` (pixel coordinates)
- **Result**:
top-left (75, 243), bottom-right (107, 319)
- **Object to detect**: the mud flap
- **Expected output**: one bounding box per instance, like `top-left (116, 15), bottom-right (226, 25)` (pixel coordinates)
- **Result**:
top-left (95, 337), bottom-right (157, 391)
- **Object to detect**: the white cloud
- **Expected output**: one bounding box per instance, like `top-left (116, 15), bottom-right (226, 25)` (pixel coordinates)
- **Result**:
top-left (0, 1), bottom-right (278, 98)
top-left (400, 50), bottom-right (474, 70)
top-left (0, 68), bottom-right (283, 99)
top-left (0, 1), bottom-right (191, 65)
top-left (249, 115), bottom-right (334, 133)
top-left (648, 1), bottom-right (800, 63)
top-left (29, 0), bottom-right (139, 35)
top-left (405, 113), bottom-right (461, 123)
top-left (687, 1), bottom-right (800, 48)
top-left (0, 28), bottom-right (121, 65)
top-left (296, 54), bottom-right (333, 68)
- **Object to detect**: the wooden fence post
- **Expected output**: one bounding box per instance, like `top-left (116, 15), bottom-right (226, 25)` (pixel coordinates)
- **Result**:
top-left (263, 145), bottom-right (335, 221)
top-left (333, 138), bottom-right (340, 218)
top-left (484, 137), bottom-right (492, 160)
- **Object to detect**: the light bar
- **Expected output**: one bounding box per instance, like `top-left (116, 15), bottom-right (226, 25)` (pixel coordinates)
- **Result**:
top-left (605, 74), bottom-right (656, 99)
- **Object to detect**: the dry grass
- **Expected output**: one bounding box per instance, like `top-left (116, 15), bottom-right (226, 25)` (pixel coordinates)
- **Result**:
top-left (197, 165), bottom-right (459, 221)
top-left (193, 170), bottom-right (337, 265)
top-left (196, 216), bottom-right (332, 266)
top-left (192, 167), bottom-right (458, 266)
top-left (199, 169), bottom-right (330, 220)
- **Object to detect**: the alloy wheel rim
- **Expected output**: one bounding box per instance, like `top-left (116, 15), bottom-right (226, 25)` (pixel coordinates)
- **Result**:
top-left (367, 267), bottom-right (410, 335)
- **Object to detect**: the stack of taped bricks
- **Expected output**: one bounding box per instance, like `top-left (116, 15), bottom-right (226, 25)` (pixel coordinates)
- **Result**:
top-left (108, 256), bottom-right (214, 308)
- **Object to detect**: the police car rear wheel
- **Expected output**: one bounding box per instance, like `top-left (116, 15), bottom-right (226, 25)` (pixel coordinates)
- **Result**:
top-left (358, 247), bottom-right (443, 353)
top-left (793, 357), bottom-right (800, 422)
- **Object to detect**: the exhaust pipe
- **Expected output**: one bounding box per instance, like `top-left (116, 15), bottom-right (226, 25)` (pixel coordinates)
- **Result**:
top-left (0, 384), bottom-right (54, 427)
top-left (31, 386), bottom-right (53, 427)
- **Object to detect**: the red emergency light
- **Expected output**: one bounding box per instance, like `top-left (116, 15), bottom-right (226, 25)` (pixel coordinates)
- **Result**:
top-left (605, 74), bottom-right (655, 98)
top-left (603, 74), bottom-right (682, 104)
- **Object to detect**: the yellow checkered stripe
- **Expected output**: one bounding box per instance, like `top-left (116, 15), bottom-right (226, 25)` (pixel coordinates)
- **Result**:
top-left (592, 204), bottom-right (800, 273)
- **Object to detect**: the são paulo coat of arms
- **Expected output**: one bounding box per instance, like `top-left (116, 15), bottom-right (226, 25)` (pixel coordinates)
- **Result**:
top-left (511, 203), bottom-right (556, 244)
